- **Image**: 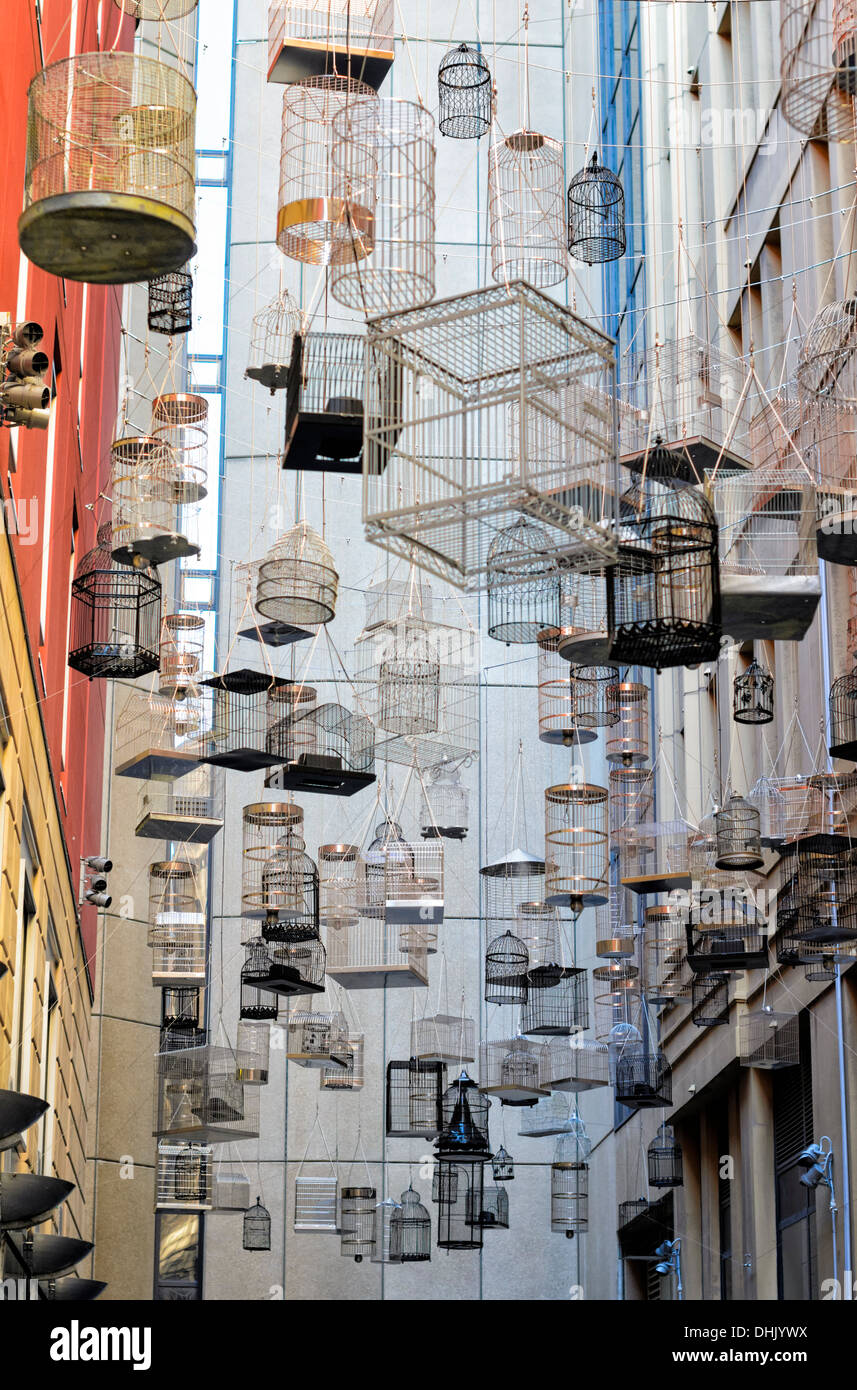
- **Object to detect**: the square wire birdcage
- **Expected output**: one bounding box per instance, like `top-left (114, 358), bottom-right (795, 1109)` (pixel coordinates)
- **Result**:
top-left (749, 774), bottom-right (823, 847)
top-left (265, 701), bottom-right (376, 796)
top-left (325, 917), bottom-right (429, 988)
top-left (613, 1052), bottom-right (672, 1109)
top-left (410, 1013), bottom-right (476, 1065)
top-left (136, 764), bottom-right (224, 845)
top-left (363, 281), bottom-right (618, 590)
top-left (386, 1059), bottom-right (446, 1138)
top-left (285, 1009), bottom-right (349, 1068)
top-left (521, 971), bottom-right (589, 1037)
top-left (115, 689), bottom-right (203, 782)
top-left (738, 1010), bottom-right (800, 1069)
top-left (294, 1174), bottom-right (339, 1232)
top-left (268, 0), bottom-right (395, 88)
top-left (320, 1031), bottom-right (365, 1090)
top-left (546, 1037), bottom-right (611, 1091)
top-left (153, 1045), bottom-right (260, 1144)
top-left (156, 1142), bottom-right (213, 1211)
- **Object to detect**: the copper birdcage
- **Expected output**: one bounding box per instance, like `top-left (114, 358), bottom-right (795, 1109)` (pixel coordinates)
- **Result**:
top-left (267, 0), bottom-right (395, 89)
top-left (734, 660), bottom-right (774, 725)
top-left (643, 904), bottom-right (686, 1006)
top-left (781, 0), bottom-right (857, 141)
top-left (488, 130), bottom-right (567, 287)
top-left (593, 979), bottom-right (643, 1045)
top-left (20, 52), bottom-right (196, 283)
top-left (487, 517), bottom-right (563, 644)
top-left (256, 522), bottom-right (338, 627)
top-left (148, 267), bottom-right (192, 335)
top-left (567, 153), bottom-right (625, 265)
top-left (438, 44), bottom-right (492, 139)
top-left (544, 783), bottom-right (610, 910)
top-left (159, 612), bottom-right (204, 699)
top-left (798, 299), bottom-right (857, 410)
top-left (609, 767), bottom-right (655, 844)
top-left (151, 393), bottom-right (208, 503)
top-left (116, 0), bottom-right (198, 15)
top-left (246, 288), bottom-right (302, 393)
top-left (68, 524), bottom-right (161, 678)
top-left (606, 679), bottom-right (649, 766)
top-left (738, 1009), bottom-right (800, 1069)
top-left (537, 630), bottom-right (596, 747)
top-left (241, 803), bottom-right (319, 942)
top-left (110, 435), bottom-right (199, 568)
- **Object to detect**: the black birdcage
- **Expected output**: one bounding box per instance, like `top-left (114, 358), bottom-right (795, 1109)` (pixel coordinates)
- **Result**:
top-left (622, 435), bottom-right (704, 488)
top-left (240, 939), bottom-right (280, 1020)
top-left (714, 795), bottom-right (764, 870)
top-left (734, 659), bottom-right (774, 726)
top-left (147, 267), bottom-right (193, 335)
top-left (614, 1052), bottom-right (672, 1109)
top-left (174, 1144), bottom-right (210, 1203)
top-left (618, 1198), bottom-right (650, 1229)
top-left (266, 701), bottom-right (376, 795)
top-left (162, 988), bottom-right (200, 1028)
top-left (647, 1123), bottom-right (683, 1188)
top-left (690, 972), bottom-right (730, 1027)
top-left (243, 1197), bottom-right (271, 1251)
top-left (434, 1158), bottom-right (488, 1250)
top-left (468, 1184), bottom-right (509, 1230)
top-left (239, 936), bottom-right (325, 999)
top-left (439, 1070), bottom-right (491, 1152)
top-left (487, 517), bottom-right (563, 644)
top-left (484, 930), bottom-right (529, 1005)
top-left (777, 835), bottom-right (857, 949)
top-left (607, 484), bottom-right (721, 671)
top-left (437, 43), bottom-right (492, 140)
top-left (68, 524), bottom-right (161, 678)
top-left (283, 333), bottom-right (364, 472)
top-left (385, 1058), bottom-right (446, 1139)
top-left (567, 152), bottom-right (626, 265)
top-left (521, 971), bottom-right (589, 1036)
top-left (686, 924), bottom-right (768, 974)
top-left (829, 667), bottom-right (857, 762)
top-left (389, 1186), bottom-right (432, 1262)
top-left (492, 1146), bottom-right (514, 1181)
top-left (200, 670), bottom-right (294, 771)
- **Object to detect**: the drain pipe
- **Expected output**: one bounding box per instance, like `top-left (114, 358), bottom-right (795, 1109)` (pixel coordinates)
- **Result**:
top-left (819, 565), bottom-right (853, 1297)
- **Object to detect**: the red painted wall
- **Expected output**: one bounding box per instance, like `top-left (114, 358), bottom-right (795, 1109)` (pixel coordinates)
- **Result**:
top-left (0, 1), bottom-right (134, 983)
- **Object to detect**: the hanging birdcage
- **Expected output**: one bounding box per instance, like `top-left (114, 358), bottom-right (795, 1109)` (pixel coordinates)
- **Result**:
top-left (643, 904), bottom-right (686, 1006)
top-left (246, 289), bottom-right (301, 393)
top-left (241, 803), bottom-right (319, 942)
top-left (515, 901), bottom-right (573, 987)
top-left (325, 921), bottom-right (429, 988)
top-left (440, 1070), bottom-right (491, 1151)
top-left (243, 1197), bottom-right (271, 1251)
top-left (487, 518), bottom-right (563, 644)
top-left (536, 631), bottom-right (596, 747)
top-left (750, 774), bottom-right (822, 847)
top-left (608, 483), bottom-right (722, 671)
top-left (371, 1197), bottom-right (401, 1263)
top-left (518, 1092), bottom-right (575, 1139)
top-left (478, 1038), bottom-right (550, 1107)
top-left (285, 1009), bottom-right (348, 1068)
top-left (147, 267), bottom-right (192, 335)
top-left (544, 783), bottom-right (610, 910)
top-left (781, 0), bottom-right (857, 140)
top-left (110, 435), bottom-right (199, 568)
top-left (807, 770), bottom-right (857, 836)
top-left (385, 1059), bottom-right (446, 1139)
top-left (363, 282), bottom-right (618, 589)
top-left (422, 761), bottom-right (469, 840)
top-left (738, 1010), bottom-right (800, 1069)
top-left (606, 679), bottom-right (650, 766)
top-left (569, 664), bottom-right (621, 731)
top-left (594, 977), bottom-right (643, 1046)
top-left (240, 940), bottom-right (280, 1021)
top-left (136, 764), bottom-right (223, 845)
top-left (116, 0), bottom-right (199, 15)
top-left (488, 130), bottom-right (567, 286)
top-left (554, 569), bottom-right (611, 665)
top-left (198, 670), bottom-right (290, 772)
top-left (434, 1159), bottom-right (488, 1251)
top-left (377, 622), bottom-right (441, 734)
top-left (154, 1044), bottom-right (260, 1144)
top-left (326, 834), bottom-right (429, 986)
top-left (620, 819), bottom-right (694, 895)
top-left (551, 1153), bottom-right (588, 1238)
top-left (547, 1037), bottom-right (611, 1091)
top-left (268, 0), bottom-right (394, 88)
top-left (241, 935), bottom-right (326, 1000)
top-left (798, 299), bottom-right (857, 411)
top-left (115, 689), bottom-right (201, 781)
top-left (151, 393), bottom-right (208, 502)
top-left (492, 1146), bottom-right (514, 1181)
top-left (236, 1018), bottom-right (271, 1085)
top-left (714, 795), bottom-right (764, 870)
top-left (211, 1163), bottom-right (251, 1214)
top-left (691, 972), bottom-right (730, 1027)
top-left (410, 1013), bottom-right (476, 1066)
top-left (647, 1123), bottom-right (683, 1189)
top-left (609, 767), bottom-right (655, 845)
top-left (256, 522), bottom-right (338, 627)
top-left (149, 879), bottom-right (206, 991)
top-left (595, 890), bottom-right (637, 962)
top-left (158, 612), bottom-right (204, 701)
top-left (320, 1031), bottom-right (365, 1091)
top-left (521, 972), bottom-right (589, 1037)
top-left (330, 98), bottom-right (435, 313)
top-left (614, 1052), bottom-right (672, 1109)
top-left (282, 333), bottom-right (370, 474)
top-left (148, 857), bottom-right (201, 926)
top-left (340, 1187), bottom-right (376, 1262)
top-left (294, 1158), bottom-right (339, 1232)
top-left (19, 52), bottom-right (196, 283)
top-left (829, 666), bottom-right (857, 761)
top-left (468, 1184), bottom-right (509, 1231)
top-left (777, 835), bottom-right (857, 950)
top-left (437, 43), bottom-right (492, 139)
top-left (162, 987), bottom-right (199, 1028)
top-left (156, 1143), bottom-right (212, 1211)
top-left (389, 1187), bottom-right (431, 1261)
top-left (68, 523), bottom-right (161, 678)
top-left (484, 931), bottom-right (529, 1006)
top-left (266, 699), bottom-right (376, 796)
top-left (567, 152), bottom-right (625, 265)
top-left (277, 76), bottom-right (377, 268)
top-left (622, 435), bottom-right (704, 489)
top-left (319, 844), bottom-right (363, 930)
top-left (734, 660), bottom-right (774, 726)
top-left (481, 849), bottom-right (546, 935)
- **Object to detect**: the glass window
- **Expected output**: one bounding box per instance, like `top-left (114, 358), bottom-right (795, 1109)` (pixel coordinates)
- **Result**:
top-left (155, 1212), bottom-right (203, 1299)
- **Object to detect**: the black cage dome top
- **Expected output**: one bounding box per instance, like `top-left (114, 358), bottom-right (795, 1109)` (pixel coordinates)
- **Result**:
top-left (438, 43), bottom-right (492, 140)
top-left (567, 151), bottom-right (626, 266)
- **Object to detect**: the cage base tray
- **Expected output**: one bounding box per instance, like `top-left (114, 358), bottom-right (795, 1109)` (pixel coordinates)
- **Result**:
top-left (156, 1122), bottom-right (260, 1145)
top-left (18, 192), bottom-right (196, 285)
top-left (829, 739), bottom-right (857, 763)
top-left (135, 811), bottom-right (223, 844)
top-left (817, 516), bottom-right (857, 566)
top-left (68, 644), bottom-right (159, 680)
top-left (243, 967), bottom-right (324, 998)
top-left (200, 749), bottom-right (282, 771)
top-left (283, 412), bottom-right (364, 474)
top-left (264, 760), bottom-right (376, 796)
top-left (237, 619), bottom-right (313, 647)
top-left (686, 947), bottom-right (768, 973)
top-left (112, 534), bottom-right (201, 567)
top-left (325, 965), bottom-right (428, 989)
top-left (622, 871), bottom-right (692, 895)
top-left (116, 748), bottom-right (201, 782)
top-left (539, 728), bottom-right (598, 747)
top-left (151, 972), bottom-right (208, 990)
top-left (621, 435), bottom-right (750, 478)
top-left (421, 825), bottom-right (467, 840)
top-left (720, 575), bottom-right (820, 642)
top-left (267, 39), bottom-right (394, 92)
top-left (615, 1091), bottom-right (670, 1109)
top-left (555, 630), bottom-right (612, 665)
top-left (609, 620), bottom-right (721, 671)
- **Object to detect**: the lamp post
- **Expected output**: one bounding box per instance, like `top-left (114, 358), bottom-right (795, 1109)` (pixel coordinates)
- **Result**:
top-left (799, 1137), bottom-right (839, 1291)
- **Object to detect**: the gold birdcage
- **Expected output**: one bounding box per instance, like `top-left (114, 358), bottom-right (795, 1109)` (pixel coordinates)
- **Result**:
top-left (544, 783), bottom-right (609, 910)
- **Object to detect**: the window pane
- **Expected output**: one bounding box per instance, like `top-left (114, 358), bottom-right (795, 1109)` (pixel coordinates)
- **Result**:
top-left (158, 1213), bottom-right (200, 1283)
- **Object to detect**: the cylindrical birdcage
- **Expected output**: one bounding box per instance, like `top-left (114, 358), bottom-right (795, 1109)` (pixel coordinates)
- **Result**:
top-left (488, 130), bottom-right (567, 287)
top-left (110, 434), bottom-right (198, 567)
top-left (478, 1038), bottom-right (550, 1107)
top-left (264, 682), bottom-right (318, 764)
top-left (609, 767), bottom-right (655, 843)
top-left (236, 1018), bottom-right (271, 1085)
top-left (148, 266), bottom-right (192, 334)
top-left (606, 679), bottom-right (650, 766)
top-left (647, 1123), bottom-right (683, 1188)
top-left (714, 795), bottom-right (764, 870)
top-left (595, 888), bottom-right (636, 961)
top-left (241, 802), bottom-right (319, 941)
top-left (422, 761), bottom-right (469, 840)
top-left (829, 666), bottom-right (857, 760)
top-left (151, 393), bottom-right (209, 503)
top-left (691, 972), bottom-right (730, 1027)
top-left (69, 524), bottom-right (161, 678)
top-left (567, 153), bottom-right (626, 265)
top-left (389, 1186), bottom-right (431, 1261)
top-left (593, 980), bottom-right (643, 1044)
top-left (437, 44), bottom-right (492, 139)
top-left (781, 0), bottom-right (857, 142)
top-left (551, 1156), bottom-right (588, 1237)
top-left (256, 522), bottom-right (338, 627)
top-left (544, 783), bottom-right (610, 909)
top-left (115, 0), bottom-right (198, 14)
top-left (570, 664), bottom-right (620, 730)
top-left (481, 849), bottom-right (546, 937)
top-left (148, 858), bottom-right (200, 943)
top-left (240, 939), bottom-right (280, 1021)
top-left (434, 1158), bottom-right (487, 1250)
top-left (243, 1197), bottom-right (271, 1251)
top-left (245, 288), bottom-right (302, 393)
top-left (20, 52), bottom-right (196, 283)
top-left (340, 1187), bottom-right (377, 1262)
top-left (378, 624), bottom-right (440, 735)
top-left (555, 569), bottom-right (611, 665)
top-left (319, 844), bottom-right (363, 930)
top-left (484, 931), bottom-right (529, 1006)
top-left (798, 299), bottom-right (857, 410)
top-left (521, 972), bottom-right (589, 1037)
top-left (734, 659), bottom-right (774, 725)
top-left (330, 98), bottom-right (435, 313)
top-left (159, 613), bottom-right (204, 699)
top-left (277, 75), bottom-right (377, 266)
top-left (537, 632), bottom-right (596, 747)
top-left (643, 904), bottom-right (686, 1006)
top-left (487, 517), bottom-right (562, 644)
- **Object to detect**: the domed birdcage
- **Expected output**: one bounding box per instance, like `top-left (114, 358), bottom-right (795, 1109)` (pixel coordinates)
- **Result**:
top-left (389, 1186), bottom-right (431, 1261)
top-left (158, 612), bottom-right (204, 700)
top-left (487, 517), bottom-right (563, 645)
top-left (544, 782), bottom-right (610, 911)
top-left (437, 44), bottom-right (492, 140)
top-left (647, 1123), bottom-right (683, 1188)
top-left (537, 630), bottom-right (597, 747)
top-left (829, 665), bottom-right (857, 761)
top-left (340, 1187), bottom-right (377, 1262)
top-left (606, 679), bottom-right (650, 766)
top-left (422, 761), bottom-right (469, 840)
top-left (245, 935), bottom-right (327, 1000)
top-left (245, 288), bottom-right (302, 393)
top-left (256, 522), bottom-right (338, 628)
top-left (691, 972), bottom-right (730, 1028)
top-left (521, 972), bottom-right (589, 1037)
top-left (243, 1197), bottom-right (271, 1251)
top-left (621, 435), bottom-right (704, 489)
top-left (378, 623), bottom-right (440, 736)
top-left (734, 659), bottom-right (774, 726)
top-left (19, 52), bottom-right (196, 283)
top-left (608, 484), bottom-right (721, 671)
top-left (798, 299), bottom-right (857, 411)
top-left (151, 393), bottom-right (208, 504)
top-left (319, 844), bottom-right (363, 930)
top-left (484, 930), bottom-right (529, 1006)
top-left (110, 434), bottom-right (199, 568)
top-left (386, 1058), bottom-right (446, 1139)
top-left (609, 767), bottom-right (655, 845)
top-left (242, 803), bottom-right (319, 943)
top-left (277, 75), bottom-right (377, 267)
top-left (240, 939), bottom-right (280, 1021)
top-left (285, 1009), bottom-right (348, 1068)
top-left (147, 266), bottom-right (193, 335)
top-left (714, 794), bottom-right (764, 870)
top-left (567, 152), bottom-right (626, 265)
top-left (362, 818), bottom-right (414, 920)
top-left (266, 691), bottom-right (376, 796)
top-left (614, 1051), bottom-right (673, 1109)
top-left (478, 1038), bottom-right (550, 1107)
top-left (492, 1146), bottom-right (514, 1181)
top-left (781, 0), bottom-right (857, 141)
top-left (488, 130), bottom-right (567, 287)
top-left (320, 1030), bottom-right (365, 1091)
top-left (68, 524), bottom-right (161, 678)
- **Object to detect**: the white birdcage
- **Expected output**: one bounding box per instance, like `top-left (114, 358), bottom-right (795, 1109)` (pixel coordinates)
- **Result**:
top-left (153, 1045), bottom-right (261, 1144)
top-left (115, 688), bottom-right (202, 781)
top-left (150, 914), bottom-right (207, 990)
top-left (749, 775), bottom-right (822, 847)
top-left (518, 1092), bottom-right (576, 1139)
top-left (136, 764), bottom-right (224, 845)
top-left (376, 622), bottom-right (441, 737)
top-left (246, 289), bottom-right (302, 393)
top-left (325, 914), bottom-right (429, 989)
top-left (319, 844), bottom-right (364, 930)
top-left (781, 0), bottom-right (857, 141)
top-left (268, 0), bottom-right (395, 89)
top-left (410, 1013), bottom-right (476, 1066)
top-left (546, 1037), bottom-right (611, 1092)
top-left (320, 1031), bottom-right (365, 1090)
top-left (359, 818), bottom-right (444, 943)
top-left (478, 1038), bottom-right (551, 1106)
top-left (156, 1143), bottom-right (213, 1211)
top-left (285, 1009), bottom-right (349, 1067)
top-left (211, 1162), bottom-right (251, 1213)
top-left (620, 818), bottom-right (694, 894)
top-left (110, 435), bottom-right (199, 569)
top-left (422, 761), bottom-right (469, 840)
top-left (236, 1019), bottom-right (271, 1085)
top-left (738, 1009), bottom-right (800, 1070)
top-left (151, 393), bottom-right (209, 503)
top-left (488, 130), bottom-right (568, 288)
top-left (363, 281), bottom-right (618, 589)
top-left (643, 904), bottom-right (687, 1007)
